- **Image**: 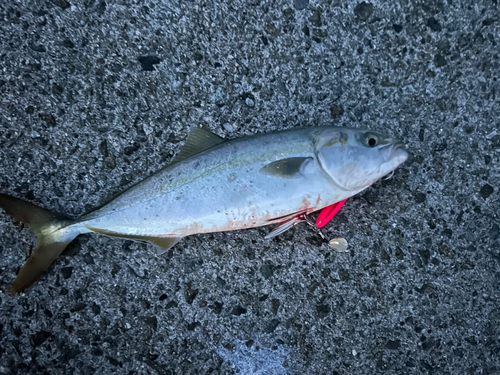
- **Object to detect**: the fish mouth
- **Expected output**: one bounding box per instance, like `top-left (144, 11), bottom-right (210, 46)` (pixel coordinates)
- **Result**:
top-left (382, 140), bottom-right (408, 164)
top-left (378, 140), bottom-right (408, 182)
top-left (391, 140), bottom-right (409, 164)
top-left (392, 140), bottom-right (405, 150)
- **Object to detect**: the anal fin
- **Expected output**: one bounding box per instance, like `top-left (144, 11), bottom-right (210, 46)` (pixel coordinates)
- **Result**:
top-left (151, 237), bottom-right (181, 255)
top-left (88, 227), bottom-right (182, 255)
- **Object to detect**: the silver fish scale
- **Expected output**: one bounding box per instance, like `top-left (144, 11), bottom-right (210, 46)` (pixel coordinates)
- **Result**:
top-left (78, 128), bottom-right (351, 237)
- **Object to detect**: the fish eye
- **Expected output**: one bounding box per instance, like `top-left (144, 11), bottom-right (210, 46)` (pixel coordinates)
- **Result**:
top-left (367, 135), bottom-right (378, 147)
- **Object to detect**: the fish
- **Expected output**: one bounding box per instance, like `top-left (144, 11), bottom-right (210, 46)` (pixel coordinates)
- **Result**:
top-left (0, 126), bottom-right (408, 294)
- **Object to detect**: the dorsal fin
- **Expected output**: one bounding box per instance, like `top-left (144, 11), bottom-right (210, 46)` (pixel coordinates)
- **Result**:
top-left (170, 127), bottom-right (225, 165)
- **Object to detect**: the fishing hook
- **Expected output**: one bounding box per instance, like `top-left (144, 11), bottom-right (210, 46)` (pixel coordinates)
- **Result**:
top-left (301, 214), bottom-right (325, 239)
top-left (383, 170), bottom-right (395, 180)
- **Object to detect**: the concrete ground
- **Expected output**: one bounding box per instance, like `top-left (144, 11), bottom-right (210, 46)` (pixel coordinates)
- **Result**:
top-left (0, 0), bottom-right (499, 374)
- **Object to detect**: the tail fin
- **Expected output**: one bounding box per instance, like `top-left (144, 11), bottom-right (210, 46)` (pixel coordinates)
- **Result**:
top-left (0, 194), bottom-right (78, 294)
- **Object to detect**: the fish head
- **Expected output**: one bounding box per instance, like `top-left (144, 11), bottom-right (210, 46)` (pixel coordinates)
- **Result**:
top-left (315, 128), bottom-right (408, 192)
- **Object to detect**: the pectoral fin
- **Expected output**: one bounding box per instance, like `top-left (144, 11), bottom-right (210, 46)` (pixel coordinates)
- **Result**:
top-left (265, 215), bottom-right (304, 239)
top-left (260, 157), bottom-right (312, 179)
top-left (88, 227), bottom-right (182, 254)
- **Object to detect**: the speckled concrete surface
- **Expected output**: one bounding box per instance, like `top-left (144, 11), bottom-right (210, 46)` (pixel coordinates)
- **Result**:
top-left (0, 0), bottom-right (499, 374)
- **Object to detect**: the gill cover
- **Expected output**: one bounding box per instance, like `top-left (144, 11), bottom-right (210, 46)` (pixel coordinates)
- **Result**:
top-left (315, 128), bottom-right (408, 192)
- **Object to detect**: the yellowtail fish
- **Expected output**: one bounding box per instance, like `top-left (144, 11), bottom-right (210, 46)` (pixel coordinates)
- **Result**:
top-left (0, 126), bottom-right (408, 294)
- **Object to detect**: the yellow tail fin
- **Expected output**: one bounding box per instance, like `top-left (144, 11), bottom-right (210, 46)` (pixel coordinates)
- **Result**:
top-left (0, 194), bottom-right (78, 294)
